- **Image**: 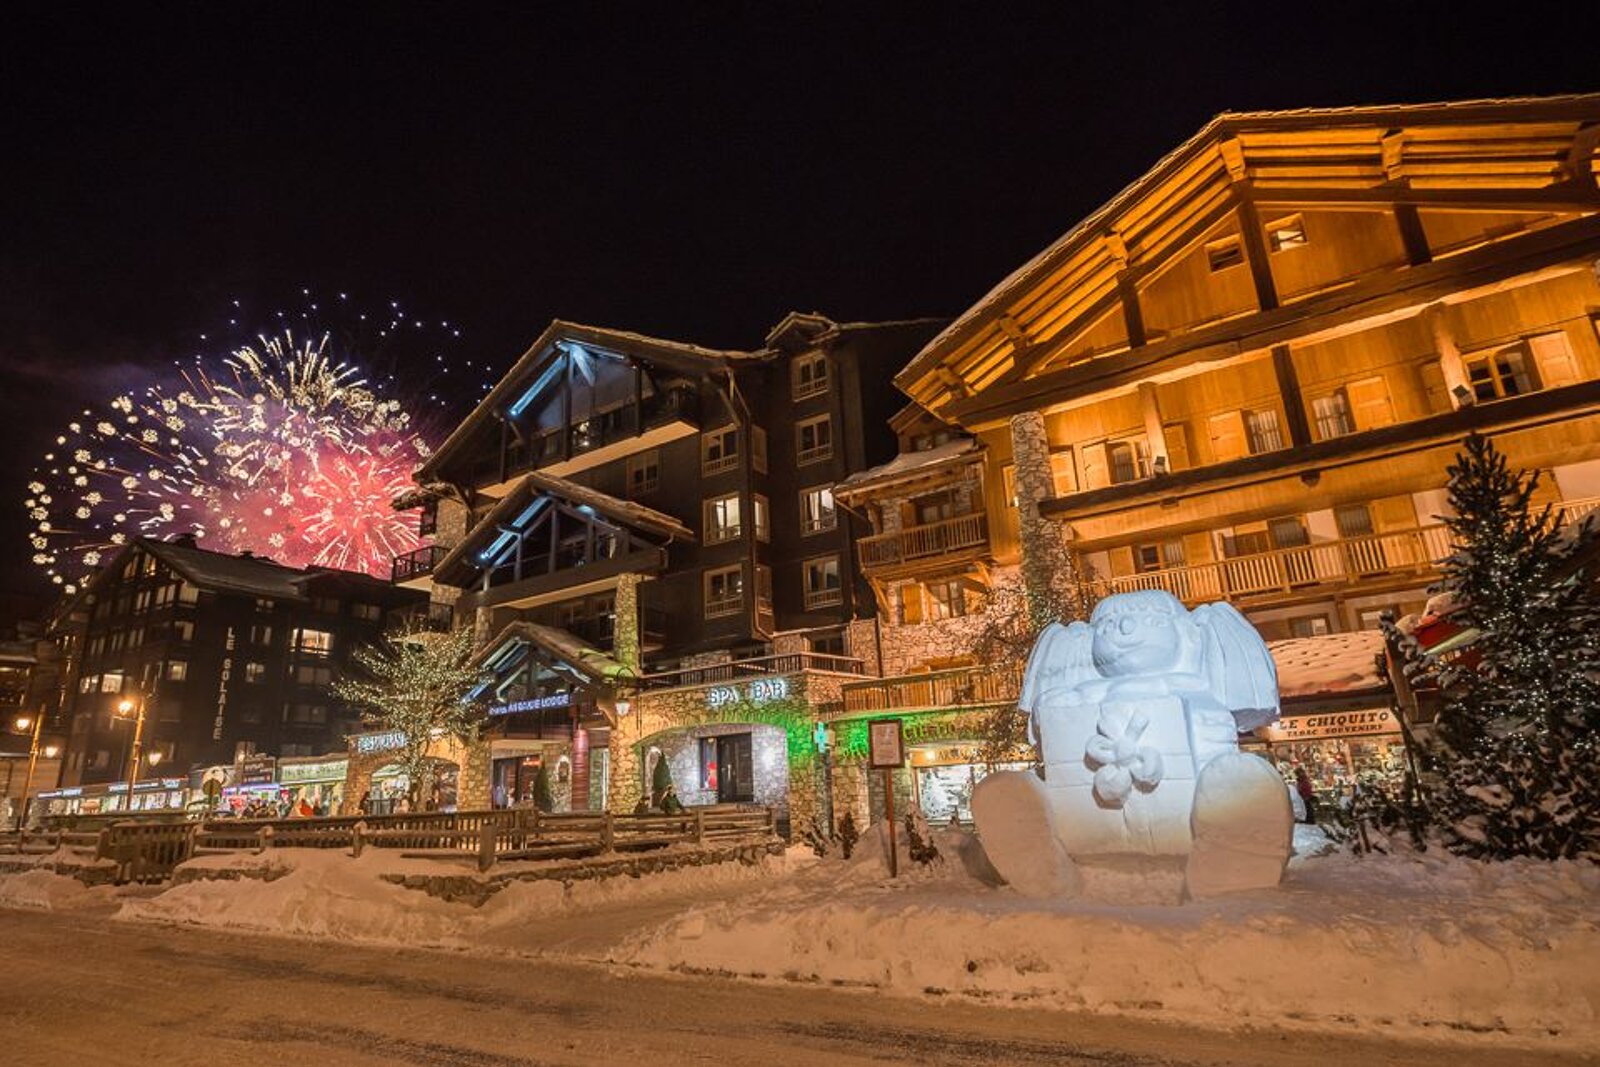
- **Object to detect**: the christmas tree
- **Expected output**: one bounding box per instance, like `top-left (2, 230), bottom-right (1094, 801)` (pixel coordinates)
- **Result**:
top-left (1386, 433), bottom-right (1600, 860)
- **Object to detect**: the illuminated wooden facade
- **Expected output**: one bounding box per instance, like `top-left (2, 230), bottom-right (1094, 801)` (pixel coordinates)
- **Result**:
top-left (893, 95), bottom-right (1600, 639)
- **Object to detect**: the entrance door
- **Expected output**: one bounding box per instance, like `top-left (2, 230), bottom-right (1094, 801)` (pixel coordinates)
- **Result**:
top-left (716, 733), bottom-right (755, 803)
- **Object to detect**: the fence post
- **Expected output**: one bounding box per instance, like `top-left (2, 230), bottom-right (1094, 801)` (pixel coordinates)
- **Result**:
top-left (258, 825), bottom-right (274, 854)
top-left (351, 820), bottom-right (366, 858)
top-left (765, 806), bottom-right (776, 836)
top-left (514, 807), bottom-right (528, 850)
top-left (601, 812), bottom-right (614, 852)
top-left (95, 827), bottom-right (111, 861)
top-left (477, 820), bottom-right (496, 873)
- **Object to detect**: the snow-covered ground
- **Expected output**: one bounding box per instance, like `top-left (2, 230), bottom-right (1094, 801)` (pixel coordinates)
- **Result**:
top-left (3, 828), bottom-right (1596, 1054)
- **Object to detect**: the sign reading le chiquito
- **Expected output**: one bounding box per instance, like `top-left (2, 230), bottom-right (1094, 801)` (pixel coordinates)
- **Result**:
top-left (1260, 709), bottom-right (1399, 743)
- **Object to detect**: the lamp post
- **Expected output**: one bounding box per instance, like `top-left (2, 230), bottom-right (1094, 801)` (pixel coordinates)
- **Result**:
top-left (115, 696), bottom-right (148, 811)
top-left (13, 713), bottom-right (56, 831)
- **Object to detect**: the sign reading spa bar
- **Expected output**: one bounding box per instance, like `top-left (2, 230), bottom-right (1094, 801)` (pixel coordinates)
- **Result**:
top-left (1259, 708), bottom-right (1401, 742)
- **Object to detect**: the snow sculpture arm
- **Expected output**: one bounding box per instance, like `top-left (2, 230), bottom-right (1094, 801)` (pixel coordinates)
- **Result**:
top-left (1191, 601), bottom-right (1280, 731)
top-left (1018, 620), bottom-right (1097, 746)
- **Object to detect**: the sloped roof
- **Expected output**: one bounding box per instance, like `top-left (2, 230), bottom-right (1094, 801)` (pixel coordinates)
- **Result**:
top-left (833, 438), bottom-right (983, 499)
top-left (140, 538), bottom-right (310, 600)
top-left (1268, 630), bottom-right (1387, 701)
top-left (434, 469), bottom-right (693, 582)
top-left (898, 93), bottom-right (1600, 412)
top-left (475, 620), bottom-right (633, 684)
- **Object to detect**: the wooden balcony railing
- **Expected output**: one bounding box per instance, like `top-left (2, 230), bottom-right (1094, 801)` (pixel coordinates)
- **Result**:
top-left (641, 652), bottom-right (869, 690)
top-left (1559, 495), bottom-right (1600, 527)
top-left (391, 544), bottom-right (446, 584)
top-left (859, 513), bottom-right (988, 571)
top-left (837, 663), bottom-right (1023, 718)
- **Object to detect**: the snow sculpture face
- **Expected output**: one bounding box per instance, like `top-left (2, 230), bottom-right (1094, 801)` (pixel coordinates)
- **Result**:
top-left (1090, 593), bottom-right (1185, 677)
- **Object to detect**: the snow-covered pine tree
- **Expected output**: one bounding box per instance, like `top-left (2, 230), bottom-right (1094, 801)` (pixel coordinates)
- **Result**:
top-left (1386, 433), bottom-right (1600, 860)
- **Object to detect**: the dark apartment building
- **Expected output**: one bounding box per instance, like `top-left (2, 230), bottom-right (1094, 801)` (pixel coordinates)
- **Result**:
top-left (57, 534), bottom-right (423, 791)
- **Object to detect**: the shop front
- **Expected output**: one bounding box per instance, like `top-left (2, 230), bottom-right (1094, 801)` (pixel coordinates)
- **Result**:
top-left (35, 777), bottom-right (189, 817)
top-left (1245, 705), bottom-right (1407, 804)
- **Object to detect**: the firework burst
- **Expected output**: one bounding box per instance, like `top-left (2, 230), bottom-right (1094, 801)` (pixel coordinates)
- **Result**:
top-left (28, 329), bottom-right (436, 591)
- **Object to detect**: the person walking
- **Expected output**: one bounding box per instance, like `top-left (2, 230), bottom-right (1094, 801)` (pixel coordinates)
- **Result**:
top-left (1294, 767), bottom-right (1318, 824)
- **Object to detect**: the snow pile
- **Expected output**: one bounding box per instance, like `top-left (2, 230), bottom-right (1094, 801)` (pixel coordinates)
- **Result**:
top-left (1268, 630), bottom-right (1386, 699)
top-left (0, 868), bottom-right (112, 911)
top-left (619, 831), bottom-right (1600, 1050)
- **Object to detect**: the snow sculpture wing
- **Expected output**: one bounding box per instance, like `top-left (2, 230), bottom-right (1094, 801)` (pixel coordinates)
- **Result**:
top-left (1191, 601), bottom-right (1280, 730)
top-left (1018, 620), bottom-right (1097, 716)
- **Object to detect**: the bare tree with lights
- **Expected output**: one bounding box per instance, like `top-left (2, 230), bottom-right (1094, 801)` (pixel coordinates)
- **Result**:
top-left (334, 624), bottom-right (487, 804)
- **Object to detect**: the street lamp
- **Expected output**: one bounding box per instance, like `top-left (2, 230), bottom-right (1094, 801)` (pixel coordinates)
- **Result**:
top-left (113, 696), bottom-right (149, 810)
top-left (13, 713), bottom-right (50, 831)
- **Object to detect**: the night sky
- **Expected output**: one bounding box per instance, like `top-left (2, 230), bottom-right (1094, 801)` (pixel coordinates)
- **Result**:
top-left (3, 3), bottom-right (1593, 603)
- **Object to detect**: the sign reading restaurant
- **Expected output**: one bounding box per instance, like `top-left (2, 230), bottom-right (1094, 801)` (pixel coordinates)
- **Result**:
top-left (1260, 708), bottom-right (1400, 742)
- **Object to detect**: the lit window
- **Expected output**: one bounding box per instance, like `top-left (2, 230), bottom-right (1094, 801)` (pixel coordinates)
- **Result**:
top-left (100, 671), bottom-right (125, 694)
top-left (164, 661), bottom-right (187, 682)
top-left (800, 487), bottom-right (836, 534)
top-left (1135, 541), bottom-right (1185, 573)
top-left (751, 426), bottom-right (767, 475)
top-left (803, 557), bottom-right (842, 609)
top-left (925, 579), bottom-right (967, 620)
top-left (627, 450), bottom-right (660, 496)
top-left (703, 494), bottom-right (742, 544)
top-left (292, 628), bottom-right (334, 656)
top-left (1312, 391), bottom-right (1354, 440)
top-left (793, 353), bottom-right (829, 400)
top-left (1464, 346), bottom-right (1538, 402)
top-left (251, 624), bottom-right (273, 646)
top-left (796, 415), bottom-right (833, 465)
top-left (245, 662), bottom-right (266, 684)
top-left (1244, 409), bottom-right (1284, 454)
top-left (1266, 214), bottom-right (1308, 253)
top-left (753, 494), bottom-right (770, 543)
top-left (702, 427), bottom-right (739, 475)
top-left (172, 620), bottom-right (194, 642)
top-left (1107, 439), bottom-right (1151, 484)
top-left (704, 566), bottom-right (744, 618)
top-left (1206, 236), bottom-right (1244, 272)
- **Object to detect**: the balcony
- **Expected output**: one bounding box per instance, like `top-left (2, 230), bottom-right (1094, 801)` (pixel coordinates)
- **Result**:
top-left (1560, 496), bottom-right (1600, 528)
top-left (559, 607), bottom-right (668, 649)
top-left (389, 601), bottom-right (455, 633)
top-left (391, 545), bottom-right (446, 587)
top-left (836, 663), bottom-right (1023, 719)
top-left (487, 386), bottom-right (701, 486)
top-left (859, 513), bottom-right (989, 575)
top-left (641, 651), bottom-right (869, 690)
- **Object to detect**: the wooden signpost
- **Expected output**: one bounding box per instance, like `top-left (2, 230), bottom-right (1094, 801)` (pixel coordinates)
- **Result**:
top-left (867, 718), bottom-right (906, 878)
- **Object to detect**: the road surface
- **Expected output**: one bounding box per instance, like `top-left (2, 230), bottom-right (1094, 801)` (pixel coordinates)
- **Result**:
top-left (0, 909), bottom-right (1589, 1066)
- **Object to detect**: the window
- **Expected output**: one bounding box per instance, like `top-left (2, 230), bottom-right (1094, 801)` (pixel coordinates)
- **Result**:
top-left (1206, 236), bottom-right (1244, 272)
top-left (796, 415), bottom-right (833, 465)
top-left (802, 556), bottom-right (843, 609)
top-left (911, 429), bottom-right (954, 452)
top-left (79, 674), bottom-right (98, 694)
top-left (1288, 615), bottom-right (1331, 638)
top-left (292, 628), bottom-right (334, 656)
top-left (751, 426), bottom-right (768, 475)
top-left (134, 589), bottom-right (153, 613)
top-left (295, 663), bottom-right (334, 686)
top-left (912, 490), bottom-right (959, 525)
top-left (177, 583), bottom-right (200, 605)
top-left (172, 620), bottom-right (194, 642)
top-left (1049, 448), bottom-right (1076, 496)
top-left (250, 624), bottom-right (273, 646)
top-left (351, 603), bottom-right (381, 622)
top-left (1002, 465), bottom-right (1017, 507)
top-left (792, 353), bottom-right (829, 399)
top-left (627, 450), bottom-right (660, 496)
top-left (1334, 504), bottom-right (1376, 540)
top-left (1244, 409), bottom-right (1284, 455)
top-left (1107, 439), bottom-right (1150, 484)
top-left (164, 661), bottom-right (187, 682)
top-left (753, 494), bottom-right (770, 542)
top-left (1311, 391), bottom-right (1355, 440)
top-left (1266, 214), bottom-right (1308, 253)
top-left (1464, 345), bottom-right (1538, 402)
top-left (704, 566), bottom-right (744, 618)
top-left (312, 596), bottom-right (340, 614)
top-left (245, 662), bottom-right (266, 684)
top-left (809, 631), bottom-right (847, 657)
top-left (703, 493), bottom-right (743, 544)
top-left (925, 579), bottom-right (968, 620)
top-left (800, 487), bottom-right (837, 534)
top-left (702, 426), bottom-right (739, 475)
top-left (152, 584), bottom-right (175, 608)
top-left (283, 703), bottom-right (328, 725)
top-left (255, 598), bottom-right (274, 613)
top-left (1135, 541), bottom-right (1185, 573)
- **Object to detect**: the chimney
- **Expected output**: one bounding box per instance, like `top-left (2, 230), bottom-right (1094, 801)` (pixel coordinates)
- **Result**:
top-left (168, 532), bottom-right (199, 548)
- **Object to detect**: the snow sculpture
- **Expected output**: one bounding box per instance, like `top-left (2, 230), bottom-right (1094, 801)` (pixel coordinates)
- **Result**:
top-left (972, 590), bottom-right (1293, 900)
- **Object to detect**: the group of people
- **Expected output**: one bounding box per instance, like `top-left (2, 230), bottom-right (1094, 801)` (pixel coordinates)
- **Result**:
top-left (233, 792), bottom-right (329, 819)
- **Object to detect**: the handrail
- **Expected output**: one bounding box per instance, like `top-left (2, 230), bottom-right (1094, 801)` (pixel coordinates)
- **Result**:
top-left (391, 544), bottom-right (446, 583)
top-left (640, 651), bottom-right (868, 690)
top-left (838, 663), bottom-right (1022, 717)
top-left (860, 512), bottom-right (988, 569)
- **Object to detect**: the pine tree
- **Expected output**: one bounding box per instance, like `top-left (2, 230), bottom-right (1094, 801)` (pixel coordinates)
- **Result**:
top-left (334, 625), bottom-right (487, 805)
top-left (532, 762), bottom-right (555, 813)
top-left (1385, 433), bottom-right (1600, 860)
top-left (650, 750), bottom-right (674, 808)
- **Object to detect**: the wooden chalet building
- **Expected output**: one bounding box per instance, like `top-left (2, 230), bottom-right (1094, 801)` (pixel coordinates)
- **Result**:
top-left (397, 314), bottom-right (942, 830)
top-left (839, 94), bottom-right (1600, 812)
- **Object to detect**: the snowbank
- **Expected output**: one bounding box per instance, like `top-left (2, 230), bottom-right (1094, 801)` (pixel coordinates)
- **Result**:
top-left (618, 830), bottom-right (1600, 1051)
top-left (0, 868), bottom-right (113, 912)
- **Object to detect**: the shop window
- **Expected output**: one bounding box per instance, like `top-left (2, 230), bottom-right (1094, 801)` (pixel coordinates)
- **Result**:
top-left (799, 486), bottom-right (836, 535)
top-left (702, 426), bottom-right (739, 475)
top-left (1206, 236), bottom-right (1244, 272)
top-left (1266, 214), bottom-right (1308, 253)
top-left (792, 352), bottom-right (829, 400)
top-left (626, 450), bottom-right (660, 496)
top-left (796, 415), bottom-right (833, 465)
top-left (925, 579), bottom-right (968, 620)
top-left (164, 661), bottom-right (187, 682)
top-left (704, 566), bottom-right (744, 618)
top-left (703, 493), bottom-right (742, 544)
top-left (292, 628), bottom-right (334, 656)
top-left (803, 556), bottom-right (842, 610)
top-left (1311, 390), bottom-right (1354, 440)
top-left (1464, 345), bottom-right (1538, 402)
top-left (1244, 409), bottom-right (1284, 454)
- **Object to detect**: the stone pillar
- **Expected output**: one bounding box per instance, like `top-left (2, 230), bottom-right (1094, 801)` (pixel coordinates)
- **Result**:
top-left (455, 736), bottom-right (493, 811)
top-left (613, 573), bottom-right (643, 674)
top-left (1009, 411), bottom-right (1085, 629)
top-left (472, 605), bottom-right (494, 652)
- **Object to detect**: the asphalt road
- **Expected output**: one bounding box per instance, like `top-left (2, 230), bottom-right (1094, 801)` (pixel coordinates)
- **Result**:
top-left (0, 909), bottom-right (1590, 1067)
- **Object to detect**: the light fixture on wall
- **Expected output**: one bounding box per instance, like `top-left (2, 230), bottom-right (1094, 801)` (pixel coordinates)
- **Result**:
top-left (1152, 455), bottom-right (1169, 475)
top-left (1452, 383), bottom-right (1476, 407)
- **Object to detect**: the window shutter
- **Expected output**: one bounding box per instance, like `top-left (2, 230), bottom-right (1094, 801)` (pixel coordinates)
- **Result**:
top-left (1108, 547), bottom-right (1136, 578)
top-left (1529, 332), bottom-right (1580, 388)
top-left (1346, 375), bottom-right (1396, 430)
top-left (1207, 411), bottom-right (1248, 462)
top-left (1162, 422), bottom-right (1191, 472)
top-left (898, 584), bottom-right (923, 625)
top-left (1182, 531), bottom-right (1216, 565)
top-left (1418, 360), bottom-right (1450, 414)
top-left (1372, 495), bottom-right (1418, 532)
top-left (1081, 444), bottom-right (1110, 490)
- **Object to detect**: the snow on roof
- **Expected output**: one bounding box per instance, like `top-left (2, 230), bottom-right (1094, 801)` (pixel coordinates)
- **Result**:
top-left (1268, 630), bottom-right (1387, 701)
top-left (833, 438), bottom-right (982, 497)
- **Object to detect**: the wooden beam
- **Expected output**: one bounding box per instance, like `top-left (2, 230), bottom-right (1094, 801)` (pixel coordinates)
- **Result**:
top-left (1271, 345), bottom-right (1313, 448)
top-left (1245, 183), bottom-right (1600, 211)
top-left (1118, 272), bottom-right (1147, 349)
top-left (1233, 197), bottom-right (1279, 312)
top-left (1393, 203), bottom-right (1433, 266)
